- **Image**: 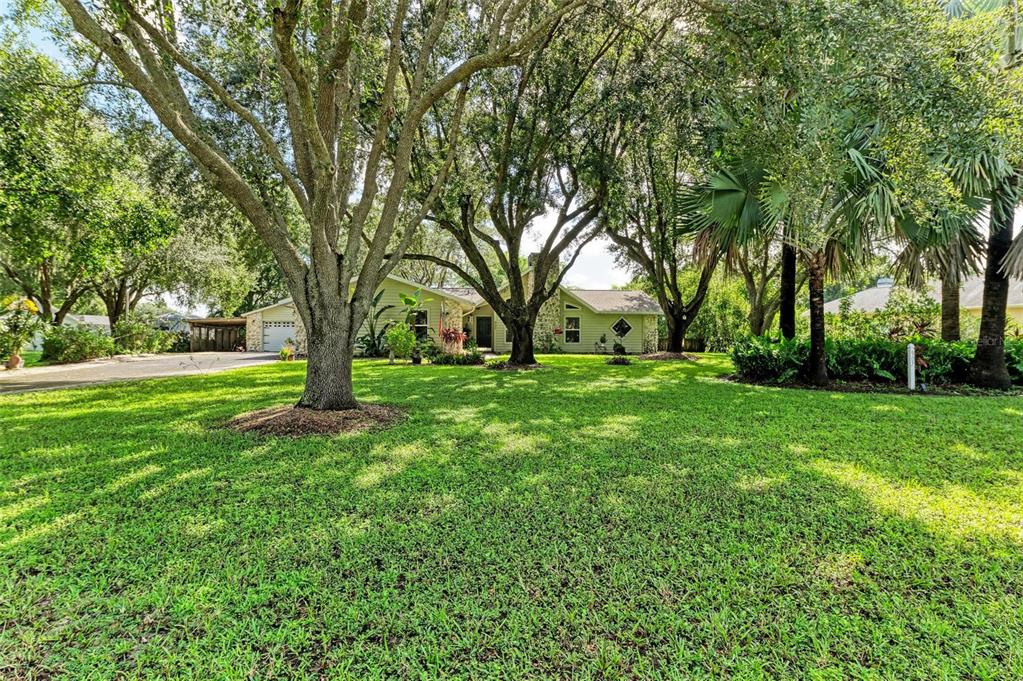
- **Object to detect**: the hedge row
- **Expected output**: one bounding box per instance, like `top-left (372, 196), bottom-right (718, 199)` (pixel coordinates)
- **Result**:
top-left (731, 335), bottom-right (1023, 386)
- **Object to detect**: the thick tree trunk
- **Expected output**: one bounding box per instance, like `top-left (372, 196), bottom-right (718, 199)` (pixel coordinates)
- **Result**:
top-left (508, 320), bottom-right (537, 365)
top-left (665, 312), bottom-right (694, 352)
top-left (940, 271), bottom-right (961, 342)
top-left (969, 191), bottom-right (1015, 389)
top-left (748, 305), bottom-right (767, 337)
top-left (806, 251), bottom-right (828, 386)
top-left (298, 308), bottom-right (359, 410)
top-left (104, 292), bottom-right (128, 330)
top-left (780, 243), bottom-right (797, 340)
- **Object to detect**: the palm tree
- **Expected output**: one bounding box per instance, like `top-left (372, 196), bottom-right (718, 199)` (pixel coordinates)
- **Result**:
top-left (894, 201), bottom-right (986, 342)
top-left (679, 164), bottom-right (798, 338)
top-left (942, 0), bottom-right (1022, 387)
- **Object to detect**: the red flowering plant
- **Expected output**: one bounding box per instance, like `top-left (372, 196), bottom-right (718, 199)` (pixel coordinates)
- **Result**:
top-left (440, 327), bottom-right (468, 344)
top-left (553, 327), bottom-right (563, 335)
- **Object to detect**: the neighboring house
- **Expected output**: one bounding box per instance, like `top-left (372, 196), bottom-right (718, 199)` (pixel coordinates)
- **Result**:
top-left (241, 265), bottom-right (662, 354)
top-left (155, 312), bottom-right (189, 333)
top-left (823, 276), bottom-right (1023, 326)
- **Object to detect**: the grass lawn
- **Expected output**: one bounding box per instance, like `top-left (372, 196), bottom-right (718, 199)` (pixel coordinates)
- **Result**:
top-left (17, 351), bottom-right (48, 368)
top-left (1, 355), bottom-right (1022, 678)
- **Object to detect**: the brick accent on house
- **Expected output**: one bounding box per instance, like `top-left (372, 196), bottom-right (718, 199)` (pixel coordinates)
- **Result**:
top-left (245, 312), bottom-right (262, 351)
top-left (643, 315), bottom-right (658, 353)
top-left (534, 293), bottom-right (563, 349)
top-left (526, 257), bottom-right (563, 350)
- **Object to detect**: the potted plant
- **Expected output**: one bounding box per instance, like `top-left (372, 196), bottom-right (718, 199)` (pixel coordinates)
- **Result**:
top-left (595, 333), bottom-right (608, 354)
top-left (1, 297), bottom-right (41, 370)
top-left (279, 339), bottom-right (295, 361)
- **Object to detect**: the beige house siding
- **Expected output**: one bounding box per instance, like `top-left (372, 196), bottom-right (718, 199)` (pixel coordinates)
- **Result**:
top-left (560, 290), bottom-right (650, 354)
top-left (473, 290), bottom-right (656, 354)
top-left (262, 304), bottom-right (295, 322)
top-left (356, 278), bottom-right (467, 347)
top-left (1004, 306), bottom-right (1023, 327)
top-left (247, 278), bottom-right (471, 354)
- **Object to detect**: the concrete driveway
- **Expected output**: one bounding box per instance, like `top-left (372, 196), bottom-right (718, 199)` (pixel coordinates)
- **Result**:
top-left (0, 352), bottom-right (279, 394)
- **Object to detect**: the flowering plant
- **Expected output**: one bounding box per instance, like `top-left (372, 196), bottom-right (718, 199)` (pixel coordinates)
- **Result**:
top-left (440, 327), bottom-right (468, 344)
top-left (553, 327), bottom-right (563, 335)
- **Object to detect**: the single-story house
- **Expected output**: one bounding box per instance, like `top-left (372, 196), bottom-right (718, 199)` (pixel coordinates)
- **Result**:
top-left (824, 276), bottom-right (1023, 326)
top-left (241, 265), bottom-right (661, 355)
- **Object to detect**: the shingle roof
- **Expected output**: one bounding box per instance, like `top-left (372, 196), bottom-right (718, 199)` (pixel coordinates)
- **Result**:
top-left (566, 289), bottom-right (661, 314)
top-left (439, 287), bottom-right (485, 305)
top-left (823, 276), bottom-right (1023, 314)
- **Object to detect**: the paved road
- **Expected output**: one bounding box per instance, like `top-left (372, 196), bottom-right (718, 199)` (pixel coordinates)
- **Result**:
top-left (0, 352), bottom-right (279, 394)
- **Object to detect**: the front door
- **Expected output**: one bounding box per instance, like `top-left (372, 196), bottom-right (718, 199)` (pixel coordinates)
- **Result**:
top-left (476, 316), bottom-right (493, 348)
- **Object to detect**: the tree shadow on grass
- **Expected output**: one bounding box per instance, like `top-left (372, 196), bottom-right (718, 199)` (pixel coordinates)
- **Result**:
top-left (1, 355), bottom-right (1022, 677)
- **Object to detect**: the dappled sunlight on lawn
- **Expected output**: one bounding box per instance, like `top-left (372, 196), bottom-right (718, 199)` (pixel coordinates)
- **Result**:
top-left (812, 459), bottom-right (1023, 543)
top-left (1, 353), bottom-right (1023, 677)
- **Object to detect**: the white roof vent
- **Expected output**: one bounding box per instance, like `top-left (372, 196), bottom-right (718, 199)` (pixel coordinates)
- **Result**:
top-left (876, 277), bottom-right (895, 288)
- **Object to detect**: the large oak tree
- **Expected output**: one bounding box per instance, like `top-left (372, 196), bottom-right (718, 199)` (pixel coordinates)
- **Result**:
top-left (404, 11), bottom-right (631, 364)
top-left (54, 0), bottom-right (585, 408)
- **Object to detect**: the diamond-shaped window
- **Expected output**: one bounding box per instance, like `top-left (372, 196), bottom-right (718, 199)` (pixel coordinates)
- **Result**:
top-left (611, 317), bottom-right (632, 337)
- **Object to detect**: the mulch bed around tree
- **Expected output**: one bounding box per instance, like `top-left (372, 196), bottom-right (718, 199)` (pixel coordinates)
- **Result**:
top-left (485, 361), bottom-right (549, 371)
top-left (637, 351), bottom-right (698, 361)
top-left (722, 375), bottom-right (1023, 397)
top-left (224, 403), bottom-right (405, 438)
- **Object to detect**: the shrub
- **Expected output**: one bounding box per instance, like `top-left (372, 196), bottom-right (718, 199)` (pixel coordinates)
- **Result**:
top-left (534, 330), bottom-right (563, 353)
top-left (431, 350), bottom-right (485, 365)
top-left (613, 335), bottom-right (627, 355)
top-left (0, 299), bottom-right (41, 361)
top-left (385, 322), bottom-right (416, 360)
top-left (606, 355), bottom-right (631, 365)
top-left (169, 330), bottom-right (191, 353)
top-left (732, 336), bottom-right (1019, 386)
top-left (731, 336), bottom-right (807, 383)
top-left (1007, 340), bottom-right (1023, 384)
top-left (42, 325), bottom-right (116, 363)
top-left (113, 314), bottom-right (175, 354)
top-left (828, 288), bottom-right (940, 341)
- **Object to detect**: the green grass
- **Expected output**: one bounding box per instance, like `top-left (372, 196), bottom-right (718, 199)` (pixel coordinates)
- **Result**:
top-left (1, 354), bottom-right (1022, 679)
top-left (17, 351), bottom-right (48, 368)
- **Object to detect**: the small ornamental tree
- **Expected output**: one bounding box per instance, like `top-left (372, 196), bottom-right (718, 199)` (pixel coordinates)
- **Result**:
top-left (385, 324), bottom-right (417, 363)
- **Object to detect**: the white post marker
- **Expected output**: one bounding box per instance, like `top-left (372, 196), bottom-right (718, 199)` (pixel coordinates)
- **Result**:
top-left (907, 343), bottom-right (916, 391)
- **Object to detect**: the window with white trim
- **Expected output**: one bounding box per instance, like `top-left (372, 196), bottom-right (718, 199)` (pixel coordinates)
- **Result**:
top-left (565, 316), bottom-right (580, 343)
top-left (413, 310), bottom-right (429, 339)
top-left (611, 317), bottom-right (632, 337)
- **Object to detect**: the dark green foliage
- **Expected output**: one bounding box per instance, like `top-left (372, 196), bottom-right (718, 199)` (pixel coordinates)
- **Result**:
top-left (168, 330), bottom-right (191, 353)
top-left (732, 336), bottom-right (1019, 385)
top-left (606, 355), bottom-right (631, 365)
top-left (112, 314), bottom-right (175, 354)
top-left (355, 290), bottom-right (394, 357)
top-left (41, 325), bottom-right (116, 363)
top-left (430, 350), bottom-right (484, 366)
top-left (1007, 341), bottom-right (1023, 384)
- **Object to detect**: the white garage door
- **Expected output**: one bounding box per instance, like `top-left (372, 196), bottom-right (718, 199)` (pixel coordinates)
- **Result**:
top-left (262, 321), bottom-right (295, 352)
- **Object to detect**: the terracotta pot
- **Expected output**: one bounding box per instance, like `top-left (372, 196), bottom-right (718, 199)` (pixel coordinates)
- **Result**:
top-left (6, 354), bottom-right (24, 370)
